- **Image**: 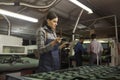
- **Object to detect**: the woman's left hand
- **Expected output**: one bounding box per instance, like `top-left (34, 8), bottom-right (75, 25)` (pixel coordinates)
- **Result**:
top-left (59, 42), bottom-right (69, 49)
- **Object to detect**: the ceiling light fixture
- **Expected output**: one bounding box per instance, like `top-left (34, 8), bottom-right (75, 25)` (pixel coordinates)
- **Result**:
top-left (0, 9), bottom-right (38, 23)
top-left (69, 0), bottom-right (93, 14)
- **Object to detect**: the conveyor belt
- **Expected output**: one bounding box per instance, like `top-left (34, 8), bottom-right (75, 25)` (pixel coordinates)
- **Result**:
top-left (20, 66), bottom-right (120, 80)
top-left (0, 57), bottom-right (39, 72)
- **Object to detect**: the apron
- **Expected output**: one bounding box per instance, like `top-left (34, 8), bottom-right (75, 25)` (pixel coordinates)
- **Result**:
top-left (38, 33), bottom-right (60, 72)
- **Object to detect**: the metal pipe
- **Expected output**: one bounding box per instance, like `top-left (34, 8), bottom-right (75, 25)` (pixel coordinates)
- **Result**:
top-left (114, 15), bottom-right (119, 65)
top-left (114, 15), bottom-right (118, 43)
top-left (72, 9), bottom-right (84, 41)
top-left (68, 9), bottom-right (84, 68)
top-left (2, 15), bottom-right (11, 36)
top-left (80, 15), bottom-right (115, 23)
top-left (0, 0), bottom-right (57, 9)
top-left (17, 7), bottom-right (27, 13)
top-left (97, 54), bottom-right (99, 65)
top-left (0, 2), bottom-right (14, 5)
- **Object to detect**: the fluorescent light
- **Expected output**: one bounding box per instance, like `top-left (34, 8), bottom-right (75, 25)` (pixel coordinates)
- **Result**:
top-left (69, 0), bottom-right (93, 14)
top-left (0, 9), bottom-right (38, 23)
top-left (84, 39), bottom-right (108, 43)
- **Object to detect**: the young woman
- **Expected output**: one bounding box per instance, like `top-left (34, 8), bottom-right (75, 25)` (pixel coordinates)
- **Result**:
top-left (36, 11), bottom-right (63, 72)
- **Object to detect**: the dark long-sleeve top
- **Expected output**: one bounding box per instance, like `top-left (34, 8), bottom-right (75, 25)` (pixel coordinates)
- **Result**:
top-left (74, 42), bottom-right (85, 55)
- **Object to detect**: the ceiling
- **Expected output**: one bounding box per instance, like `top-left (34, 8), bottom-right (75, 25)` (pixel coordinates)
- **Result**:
top-left (0, 0), bottom-right (120, 42)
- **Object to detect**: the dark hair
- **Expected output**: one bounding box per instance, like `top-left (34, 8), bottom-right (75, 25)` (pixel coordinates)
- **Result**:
top-left (42, 11), bottom-right (58, 26)
top-left (91, 34), bottom-right (96, 39)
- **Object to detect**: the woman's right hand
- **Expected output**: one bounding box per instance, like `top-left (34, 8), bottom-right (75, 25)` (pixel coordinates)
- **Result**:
top-left (55, 37), bottom-right (62, 43)
top-left (51, 37), bottom-right (62, 46)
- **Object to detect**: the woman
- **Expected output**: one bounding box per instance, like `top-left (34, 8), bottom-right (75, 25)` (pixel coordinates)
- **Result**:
top-left (36, 11), bottom-right (63, 72)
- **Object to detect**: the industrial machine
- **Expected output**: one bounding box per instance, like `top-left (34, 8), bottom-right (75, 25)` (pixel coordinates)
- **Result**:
top-left (0, 35), bottom-right (38, 80)
top-left (0, 34), bottom-right (27, 55)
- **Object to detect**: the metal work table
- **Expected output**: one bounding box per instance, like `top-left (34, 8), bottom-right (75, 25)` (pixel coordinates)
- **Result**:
top-left (6, 66), bottom-right (120, 80)
top-left (0, 57), bottom-right (39, 72)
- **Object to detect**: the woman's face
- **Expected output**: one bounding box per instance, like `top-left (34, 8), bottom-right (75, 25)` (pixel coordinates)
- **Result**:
top-left (47, 17), bottom-right (58, 30)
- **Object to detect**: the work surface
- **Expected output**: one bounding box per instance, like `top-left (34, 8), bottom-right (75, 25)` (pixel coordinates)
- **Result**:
top-left (0, 57), bottom-right (39, 72)
top-left (7, 66), bottom-right (120, 80)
